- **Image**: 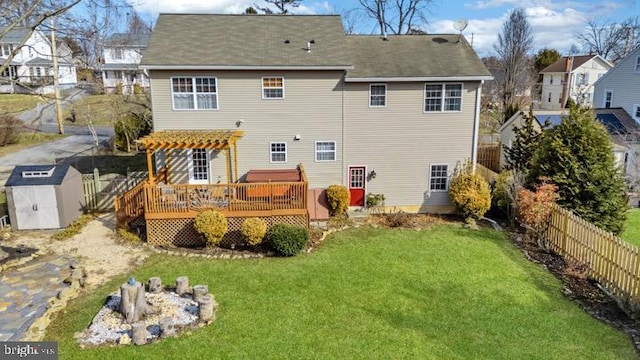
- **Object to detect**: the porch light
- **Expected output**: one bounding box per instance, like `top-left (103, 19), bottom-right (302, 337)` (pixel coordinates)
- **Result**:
top-left (370, 169), bottom-right (376, 179)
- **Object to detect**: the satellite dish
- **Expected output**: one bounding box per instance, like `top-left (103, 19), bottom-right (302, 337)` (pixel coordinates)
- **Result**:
top-left (453, 19), bottom-right (468, 43)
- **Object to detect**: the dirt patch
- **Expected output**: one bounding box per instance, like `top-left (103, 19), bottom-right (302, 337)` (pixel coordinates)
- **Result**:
top-left (512, 233), bottom-right (640, 355)
top-left (2, 214), bottom-right (150, 290)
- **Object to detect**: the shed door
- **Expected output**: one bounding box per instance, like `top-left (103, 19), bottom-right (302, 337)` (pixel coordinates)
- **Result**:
top-left (13, 186), bottom-right (60, 229)
top-left (348, 166), bottom-right (366, 207)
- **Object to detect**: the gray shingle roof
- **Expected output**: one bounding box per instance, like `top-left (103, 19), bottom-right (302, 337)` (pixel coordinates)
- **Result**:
top-left (141, 14), bottom-right (351, 68)
top-left (0, 27), bottom-right (32, 43)
top-left (106, 33), bottom-right (150, 47)
top-left (345, 35), bottom-right (492, 80)
top-left (5, 164), bottom-right (72, 187)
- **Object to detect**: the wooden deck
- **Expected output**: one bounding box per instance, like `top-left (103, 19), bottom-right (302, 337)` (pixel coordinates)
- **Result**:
top-left (114, 166), bottom-right (309, 227)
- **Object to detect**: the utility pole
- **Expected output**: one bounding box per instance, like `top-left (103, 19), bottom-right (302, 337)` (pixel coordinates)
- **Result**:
top-left (50, 17), bottom-right (64, 134)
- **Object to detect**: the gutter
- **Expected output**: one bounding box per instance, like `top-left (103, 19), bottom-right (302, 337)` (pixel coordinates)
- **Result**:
top-left (472, 80), bottom-right (484, 172)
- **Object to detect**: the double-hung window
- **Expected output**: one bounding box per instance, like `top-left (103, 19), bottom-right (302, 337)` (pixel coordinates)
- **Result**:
top-left (369, 84), bottom-right (386, 107)
top-left (172, 77), bottom-right (218, 110)
top-left (429, 164), bottom-right (448, 191)
top-left (262, 77), bottom-right (284, 99)
top-left (424, 84), bottom-right (462, 112)
top-left (636, 57), bottom-right (640, 72)
top-left (635, 105), bottom-right (640, 122)
top-left (604, 90), bottom-right (613, 108)
top-left (270, 142), bottom-right (287, 163)
top-left (315, 141), bottom-right (336, 162)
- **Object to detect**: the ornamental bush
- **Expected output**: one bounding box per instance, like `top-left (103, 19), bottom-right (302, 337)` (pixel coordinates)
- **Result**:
top-left (241, 217), bottom-right (267, 246)
top-left (133, 82), bottom-right (143, 95)
top-left (448, 161), bottom-right (491, 225)
top-left (267, 223), bottom-right (309, 256)
top-left (517, 182), bottom-right (559, 248)
top-left (194, 210), bottom-right (228, 246)
top-left (327, 185), bottom-right (350, 216)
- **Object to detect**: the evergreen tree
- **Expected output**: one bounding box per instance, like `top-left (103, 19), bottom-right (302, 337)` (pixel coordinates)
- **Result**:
top-left (529, 107), bottom-right (628, 234)
top-left (504, 108), bottom-right (541, 172)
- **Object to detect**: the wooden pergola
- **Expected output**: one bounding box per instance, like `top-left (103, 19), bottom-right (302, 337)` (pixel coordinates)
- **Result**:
top-left (137, 129), bottom-right (244, 185)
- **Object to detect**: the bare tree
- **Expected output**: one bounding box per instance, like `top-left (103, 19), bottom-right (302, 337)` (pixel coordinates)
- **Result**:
top-left (256, 0), bottom-right (302, 14)
top-left (357, 0), bottom-right (432, 35)
top-left (126, 10), bottom-right (151, 34)
top-left (578, 17), bottom-right (640, 63)
top-left (494, 8), bottom-right (533, 123)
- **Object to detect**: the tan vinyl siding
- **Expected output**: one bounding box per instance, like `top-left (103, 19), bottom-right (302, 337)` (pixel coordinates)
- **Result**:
top-left (343, 81), bottom-right (480, 209)
top-left (149, 70), bottom-right (344, 187)
top-left (594, 48), bottom-right (640, 117)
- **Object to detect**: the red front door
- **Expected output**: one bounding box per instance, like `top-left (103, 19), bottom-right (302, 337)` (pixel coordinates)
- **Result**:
top-left (348, 166), bottom-right (366, 206)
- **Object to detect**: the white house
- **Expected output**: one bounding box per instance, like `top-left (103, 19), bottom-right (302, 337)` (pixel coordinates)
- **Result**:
top-left (101, 33), bottom-right (150, 94)
top-left (539, 55), bottom-right (612, 109)
top-left (0, 27), bottom-right (77, 94)
top-left (593, 46), bottom-right (640, 123)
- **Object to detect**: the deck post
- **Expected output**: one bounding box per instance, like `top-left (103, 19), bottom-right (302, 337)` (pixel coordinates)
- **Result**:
top-left (146, 149), bottom-right (155, 185)
top-left (233, 141), bottom-right (238, 182)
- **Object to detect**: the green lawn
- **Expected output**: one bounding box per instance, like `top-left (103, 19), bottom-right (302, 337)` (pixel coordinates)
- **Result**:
top-left (622, 209), bottom-right (640, 247)
top-left (64, 94), bottom-right (149, 126)
top-left (0, 94), bottom-right (45, 114)
top-left (46, 226), bottom-right (635, 359)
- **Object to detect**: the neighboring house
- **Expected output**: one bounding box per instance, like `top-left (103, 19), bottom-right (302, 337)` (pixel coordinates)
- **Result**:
top-left (139, 14), bottom-right (491, 213)
top-left (0, 27), bottom-right (77, 94)
top-left (539, 55), bottom-right (612, 109)
top-left (499, 108), bottom-right (640, 181)
top-left (593, 46), bottom-right (640, 123)
top-left (101, 33), bottom-right (150, 94)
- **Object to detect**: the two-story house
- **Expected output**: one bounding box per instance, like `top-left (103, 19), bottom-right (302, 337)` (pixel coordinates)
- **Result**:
top-left (101, 33), bottom-right (150, 94)
top-left (0, 27), bottom-right (77, 94)
top-left (593, 46), bottom-right (640, 122)
top-left (539, 55), bottom-right (612, 109)
top-left (119, 14), bottom-right (491, 246)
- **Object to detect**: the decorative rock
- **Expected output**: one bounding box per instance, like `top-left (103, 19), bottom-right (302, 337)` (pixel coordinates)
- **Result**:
top-left (119, 333), bottom-right (132, 345)
top-left (131, 322), bottom-right (147, 345)
top-left (175, 276), bottom-right (189, 296)
top-left (198, 294), bottom-right (215, 322)
top-left (159, 317), bottom-right (176, 338)
top-left (193, 285), bottom-right (208, 303)
top-left (148, 277), bottom-right (163, 294)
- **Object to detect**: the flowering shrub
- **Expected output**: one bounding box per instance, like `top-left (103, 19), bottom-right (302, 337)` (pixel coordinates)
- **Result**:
top-left (517, 182), bottom-right (559, 248)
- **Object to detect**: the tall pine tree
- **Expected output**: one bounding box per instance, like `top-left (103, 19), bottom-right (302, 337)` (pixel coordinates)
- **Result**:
top-left (529, 107), bottom-right (628, 234)
top-left (504, 108), bottom-right (541, 172)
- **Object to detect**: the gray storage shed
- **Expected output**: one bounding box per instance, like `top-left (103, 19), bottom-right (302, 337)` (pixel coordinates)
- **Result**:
top-left (5, 164), bottom-right (85, 230)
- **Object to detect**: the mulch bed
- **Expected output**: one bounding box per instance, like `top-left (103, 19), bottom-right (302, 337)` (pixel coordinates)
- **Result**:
top-left (511, 233), bottom-right (640, 356)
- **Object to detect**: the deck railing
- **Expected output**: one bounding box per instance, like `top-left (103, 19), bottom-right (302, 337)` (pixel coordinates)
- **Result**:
top-left (114, 180), bottom-right (146, 226)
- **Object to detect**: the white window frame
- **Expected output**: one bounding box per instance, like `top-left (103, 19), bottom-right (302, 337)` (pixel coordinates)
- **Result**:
top-left (369, 83), bottom-right (387, 107)
top-left (424, 83), bottom-right (462, 113)
top-left (113, 48), bottom-right (124, 60)
top-left (429, 164), bottom-right (449, 192)
top-left (261, 76), bottom-right (285, 100)
top-left (188, 149), bottom-right (210, 184)
top-left (603, 90), bottom-right (613, 108)
top-left (171, 76), bottom-right (219, 111)
top-left (270, 142), bottom-right (287, 163)
top-left (315, 141), bottom-right (337, 162)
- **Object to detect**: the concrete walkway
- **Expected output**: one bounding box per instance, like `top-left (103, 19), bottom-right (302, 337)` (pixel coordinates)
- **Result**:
top-left (0, 254), bottom-right (74, 341)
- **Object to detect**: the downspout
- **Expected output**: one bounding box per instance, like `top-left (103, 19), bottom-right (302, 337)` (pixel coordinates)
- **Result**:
top-left (341, 72), bottom-right (346, 185)
top-left (472, 80), bottom-right (483, 172)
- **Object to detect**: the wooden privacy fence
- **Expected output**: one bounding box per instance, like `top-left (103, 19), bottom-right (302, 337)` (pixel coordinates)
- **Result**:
top-left (544, 204), bottom-right (640, 308)
top-left (477, 144), bottom-right (501, 173)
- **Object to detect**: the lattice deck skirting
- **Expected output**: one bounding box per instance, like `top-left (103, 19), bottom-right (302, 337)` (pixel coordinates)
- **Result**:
top-left (146, 214), bottom-right (309, 248)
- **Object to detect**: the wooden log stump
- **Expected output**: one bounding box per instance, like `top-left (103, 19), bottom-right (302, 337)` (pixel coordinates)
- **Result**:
top-left (148, 277), bottom-right (162, 294)
top-left (193, 285), bottom-right (208, 302)
top-left (159, 317), bottom-right (176, 338)
top-left (175, 276), bottom-right (189, 296)
top-left (120, 280), bottom-right (157, 324)
top-left (198, 294), bottom-right (215, 322)
top-left (131, 322), bottom-right (147, 345)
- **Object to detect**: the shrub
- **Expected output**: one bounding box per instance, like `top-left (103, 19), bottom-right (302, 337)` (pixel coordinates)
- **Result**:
top-left (492, 170), bottom-right (525, 225)
top-left (517, 181), bottom-right (559, 248)
top-left (194, 210), bottom-right (228, 246)
top-left (449, 161), bottom-right (491, 225)
top-left (366, 193), bottom-right (385, 208)
top-left (133, 82), bottom-right (143, 95)
top-left (327, 185), bottom-right (350, 216)
top-left (241, 217), bottom-right (267, 246)
top-left (0, 114), bottom-right (22, 146)
top-left (115, 82), bottom-right (123, 95)
top-left (267, 223), bottom-right (309, 256)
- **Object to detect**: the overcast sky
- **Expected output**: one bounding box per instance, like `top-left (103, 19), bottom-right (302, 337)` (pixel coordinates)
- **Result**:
top-left (126, 0), bottom-right (635, 57)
